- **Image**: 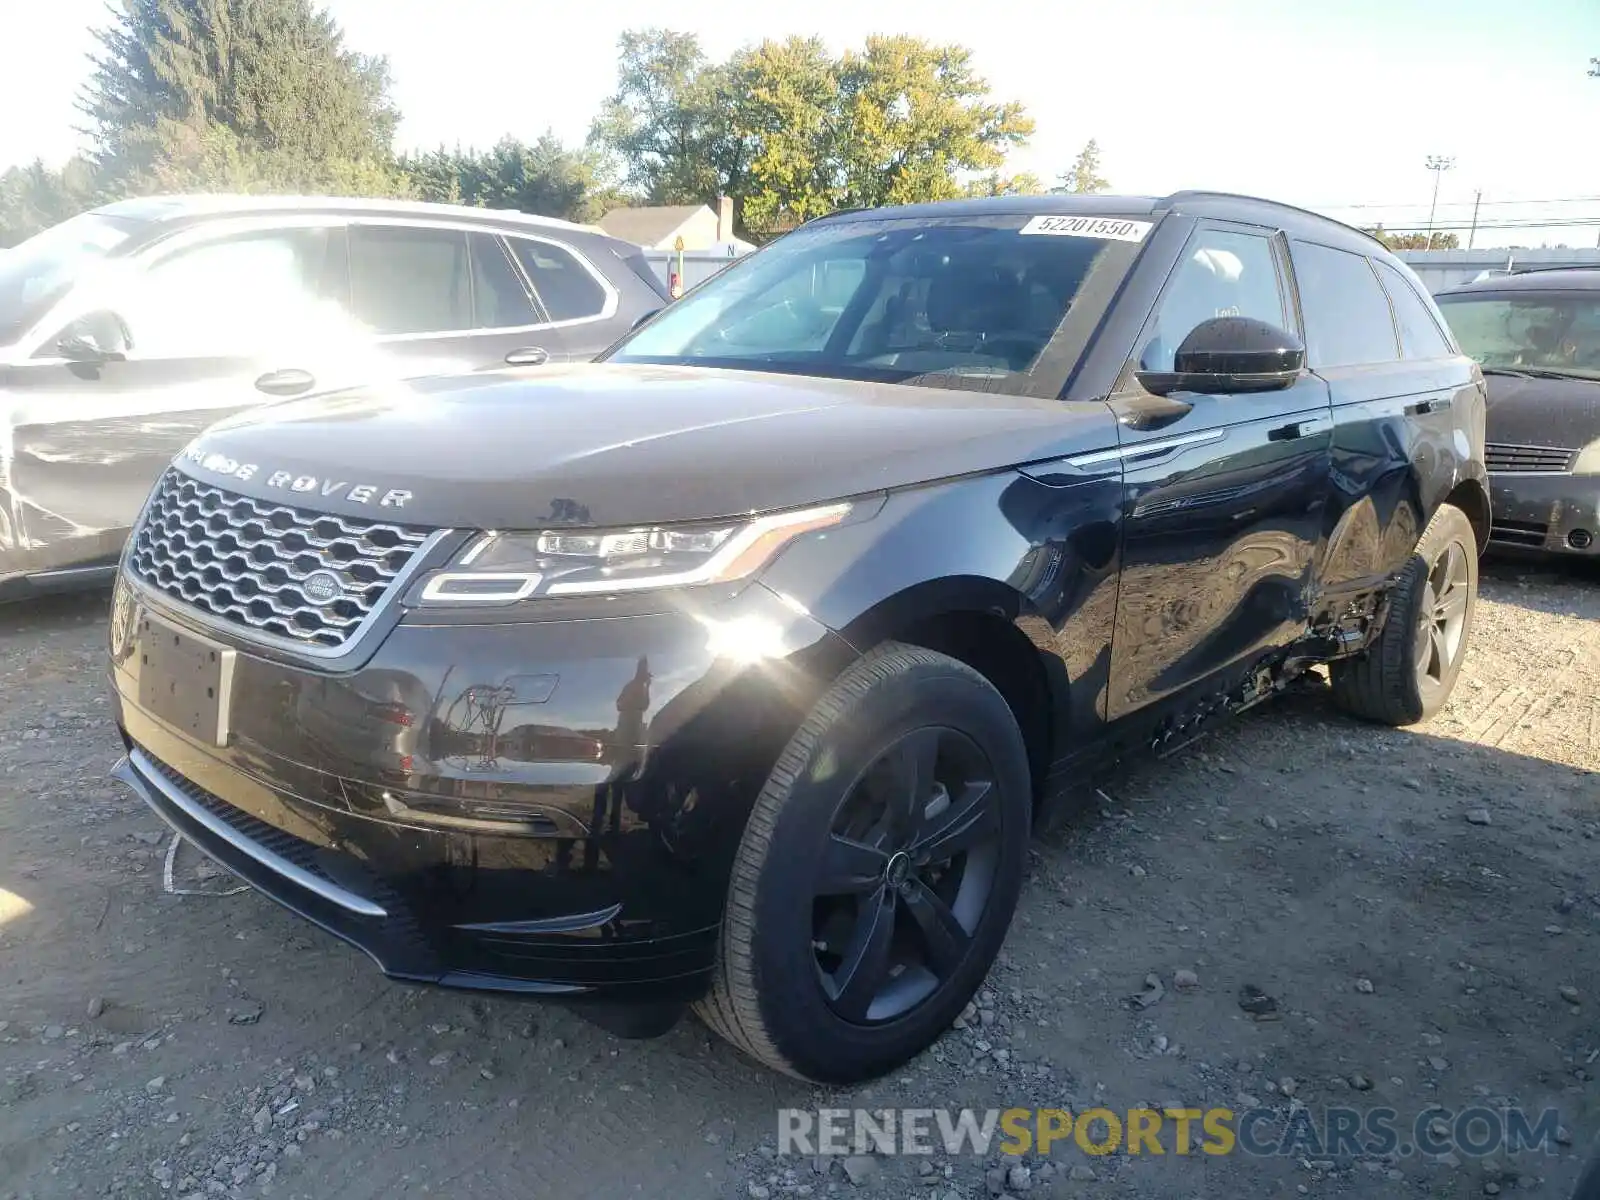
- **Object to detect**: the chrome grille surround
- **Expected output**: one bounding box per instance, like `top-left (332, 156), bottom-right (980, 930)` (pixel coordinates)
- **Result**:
top-left (1485, 443), bottom-right (1577, 474)
top-left (128, 469), bottom-right (436, 650)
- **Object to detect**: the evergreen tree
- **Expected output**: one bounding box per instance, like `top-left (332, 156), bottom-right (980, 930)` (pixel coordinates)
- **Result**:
top-left (79, 0), bottom-right (400, 185)
top-left (1053, 139), bottom-right (1109, 194)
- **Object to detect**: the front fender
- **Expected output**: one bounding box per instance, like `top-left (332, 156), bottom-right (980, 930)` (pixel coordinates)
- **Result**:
top-left (759, 468), bottom-right (1125, 761)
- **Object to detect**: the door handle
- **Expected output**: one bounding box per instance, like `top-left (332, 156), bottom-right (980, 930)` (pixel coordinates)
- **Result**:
top-left (254, 368), bottom-right (316, 397)
top-left (1268, 415), bottom-right (1331, 441)
top-left (1405, 397), bottom-right (1452, 415)
top-left (504, 347), bottom-right (550, 367)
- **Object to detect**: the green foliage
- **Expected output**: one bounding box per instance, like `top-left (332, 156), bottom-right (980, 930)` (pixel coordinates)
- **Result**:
top-left (81, 0), bottom-right (399, 170)
top-left (589, 30), bottom-right (735, 207)
top-left (963, 171), bottom-right (1046, 197)
top-left (4, 10), bottom-right (1038, 250)
top-left (0, 158), bottom-right (101, 247)
top-left (589, 29), bottom-right (1035, 238)
top-left (1365, 226), bottom-right (1460, 251)
top-left (399, 136), bottom-right (623, 224)
top-left (732, 37), bottom-right (841, 237)
top-left (1053, 139), bottom-right (1108, 194)
top-left (832, 36), bottom-right (1033, 210)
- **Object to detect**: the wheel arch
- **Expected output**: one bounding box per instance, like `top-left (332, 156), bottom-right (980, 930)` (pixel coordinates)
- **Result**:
top-left (835, 576), bottom-right (1067, 807)
top-left (1444, 475), bottom-right (1490, 554)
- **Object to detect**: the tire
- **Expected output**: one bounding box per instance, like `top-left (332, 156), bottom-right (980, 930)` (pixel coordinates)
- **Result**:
top-left (1330, 502), bottom-right (1478, 726)
top-left (694, 641), bottom-right (1031, 1083)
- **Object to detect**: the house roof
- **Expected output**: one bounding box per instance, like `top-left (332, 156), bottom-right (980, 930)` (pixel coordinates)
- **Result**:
top-left (598, 204), bottom-right (709, 246)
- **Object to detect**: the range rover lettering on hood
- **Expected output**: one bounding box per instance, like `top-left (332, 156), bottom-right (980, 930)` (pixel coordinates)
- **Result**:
top-left (179, 444), bottom-right (414, 508)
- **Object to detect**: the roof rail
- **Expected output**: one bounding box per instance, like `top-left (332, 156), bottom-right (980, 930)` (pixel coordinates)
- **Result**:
top-left (1507, 263), bottom-right (1600, 275)
top-left (1157, 189), bottom-right (1387, 248)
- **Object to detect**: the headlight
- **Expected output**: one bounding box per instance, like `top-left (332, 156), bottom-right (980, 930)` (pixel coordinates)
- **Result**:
top-left (1574, 439), bottom-right (1600, 474)
top-left (416, 501), bottom-right (853, 604)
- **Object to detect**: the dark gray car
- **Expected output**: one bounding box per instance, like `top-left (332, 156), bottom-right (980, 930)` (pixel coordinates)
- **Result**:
top-left (1435, 267), bottom-right (1600, 558)
top-left (0, 195), bottom-right (668, 597)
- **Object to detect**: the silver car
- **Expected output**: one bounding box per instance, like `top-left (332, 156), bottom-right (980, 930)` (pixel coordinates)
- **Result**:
top-left (0, 195), bottom-right (668, 598)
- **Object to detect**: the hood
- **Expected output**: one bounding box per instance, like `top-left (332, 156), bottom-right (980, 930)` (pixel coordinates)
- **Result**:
top-left (1483, 373), bottom-right (1600, 448)
top-left (178, 364), bottom-right (1118, 529)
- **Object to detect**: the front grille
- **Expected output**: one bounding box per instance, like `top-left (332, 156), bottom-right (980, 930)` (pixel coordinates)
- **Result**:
top-left (1485, 443), bottom-right (1576, 474)
top-left (128, 470), bottom-right (434, 650)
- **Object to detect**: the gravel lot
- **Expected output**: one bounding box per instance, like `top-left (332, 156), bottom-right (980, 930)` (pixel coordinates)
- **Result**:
top-left (2, 558), bottom-right (1597, 1200)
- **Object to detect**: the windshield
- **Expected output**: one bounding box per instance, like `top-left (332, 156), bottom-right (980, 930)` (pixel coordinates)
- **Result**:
top-left (606, 214), bottom-right (1148, 388)
top-left (1436, 292), bottom-right (1600, 380)
top-left (0, 211), bottom-right (144, 347)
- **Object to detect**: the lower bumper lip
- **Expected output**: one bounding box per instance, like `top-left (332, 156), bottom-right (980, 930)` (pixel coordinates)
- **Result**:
top-left (115, 748), bottom-right (387, 918)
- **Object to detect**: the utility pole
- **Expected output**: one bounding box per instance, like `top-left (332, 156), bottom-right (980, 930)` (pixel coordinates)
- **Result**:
top-left (1467, 189), bottom-right (1482, 251)
top-left (1424, 155), bottom-right (1455, 249)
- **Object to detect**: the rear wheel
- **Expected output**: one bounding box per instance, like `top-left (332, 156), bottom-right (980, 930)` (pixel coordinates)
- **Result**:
top-left (1331, 502), bottom-right (1478, 725)
top-left (695, 642), bottom-right (1031, 1083)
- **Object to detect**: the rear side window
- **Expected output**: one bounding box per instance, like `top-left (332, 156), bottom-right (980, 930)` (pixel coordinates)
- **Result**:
top-left (1290, 241), bottom-right (1400, 367)
top-left (618, 249), bottom-right (671, 301)
top-left (468, 233), bottom-right (538, 329)
top-left (349, 225), bottom-right (472, 335)
top-left (1375, 260), bottom-right (1454, 360)
top-left (509, 239), bottom-right (608, 322)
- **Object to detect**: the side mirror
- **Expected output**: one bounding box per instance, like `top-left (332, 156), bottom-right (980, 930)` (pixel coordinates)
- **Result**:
top-left (55, 312), bottom-right (130, 364)
top-left (1137, 316), bottom-right (1304, 397)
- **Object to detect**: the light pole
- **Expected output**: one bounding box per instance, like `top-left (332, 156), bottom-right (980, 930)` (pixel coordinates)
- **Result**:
top-left (1424, 156), bottom-right (1455, 249)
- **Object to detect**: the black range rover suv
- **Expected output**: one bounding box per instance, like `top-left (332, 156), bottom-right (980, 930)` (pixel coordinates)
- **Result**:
top-left (109, 192), bottom-right (1488, 1082)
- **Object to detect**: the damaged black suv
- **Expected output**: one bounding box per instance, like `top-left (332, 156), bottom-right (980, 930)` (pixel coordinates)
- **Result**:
top-left (109, 192), bottom-right (1488, 1083)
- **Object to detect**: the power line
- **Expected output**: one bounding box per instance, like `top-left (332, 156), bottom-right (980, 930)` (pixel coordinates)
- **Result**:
top-left (1316, 195), bottom-right (1600, 210)
top-left (1363, 216), bottom-right (1600, 232)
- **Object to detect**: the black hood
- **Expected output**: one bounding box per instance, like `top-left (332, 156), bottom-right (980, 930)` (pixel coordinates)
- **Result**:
top-left (179, 364), bottom-right (1118, 529)
top-left (1484, 373), bottom-right (1600, 448)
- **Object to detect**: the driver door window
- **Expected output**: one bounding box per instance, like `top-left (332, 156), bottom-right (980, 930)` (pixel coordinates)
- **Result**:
top-left (111, 227), bottom-right (346, 359)
top-left (1139, 230), bottom-right (1287, 371)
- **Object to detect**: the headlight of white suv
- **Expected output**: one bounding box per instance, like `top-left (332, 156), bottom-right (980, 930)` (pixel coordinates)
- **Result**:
top-left (414, 502), bottom-right (854, 605)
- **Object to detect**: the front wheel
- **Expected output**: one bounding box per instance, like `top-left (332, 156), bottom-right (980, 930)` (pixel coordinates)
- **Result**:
top-left (695, 642), bottom-right (1031, 1083)
top-left (1330, 502), bottom-right (1478, 726)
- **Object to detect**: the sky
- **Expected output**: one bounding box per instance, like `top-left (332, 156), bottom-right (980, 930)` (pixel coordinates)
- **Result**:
top-left (5, 0), bottom-right (1598, 249)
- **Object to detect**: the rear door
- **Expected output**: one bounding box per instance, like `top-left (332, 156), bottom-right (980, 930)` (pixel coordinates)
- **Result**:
top-left (345, 223), bottom-right (576, 373)
top-left (503, 235), bottom-right (625, 360)
top-left (0, 222), bottom-right (351, 577)
top-left (1106, 222), bottom-right (1334, 719)
top-left (1290, 241), bottom-right (1466, 600)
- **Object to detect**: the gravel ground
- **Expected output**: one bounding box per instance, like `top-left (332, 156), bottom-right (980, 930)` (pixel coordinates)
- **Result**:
top-left (1, 557), bottom-right (1597, 1200)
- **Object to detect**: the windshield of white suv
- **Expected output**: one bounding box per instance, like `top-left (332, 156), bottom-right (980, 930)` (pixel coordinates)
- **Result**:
top-left (0, 211), bottom-right (144, 347)
top-left (1436, 292), bottom-right (1600, 381)
top-left (606, 214), bottom-right (1150, 389)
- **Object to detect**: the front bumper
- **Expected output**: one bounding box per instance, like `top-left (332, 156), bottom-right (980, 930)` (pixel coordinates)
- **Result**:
top-left (1487, 471), bottom-right (1600, 556)
top-left (109, 575), bottom-right (853, 1001)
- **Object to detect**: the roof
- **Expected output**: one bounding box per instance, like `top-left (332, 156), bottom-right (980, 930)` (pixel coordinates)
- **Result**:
top-left (92, 193), bottom-right (594, 234)
top-left (597, 204), bottom-right (709, 246)
top-left (1436, 267), bottom-right (1600, 296)
top-left (805, 190), bottom-right (1378, 250)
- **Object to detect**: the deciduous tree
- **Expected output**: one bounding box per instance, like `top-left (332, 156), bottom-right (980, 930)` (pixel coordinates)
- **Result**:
top-left (589, 29), bottom-right (1035, 238)
top-left (1365, 226), bottom-right (1460, 251)
top-left (832, 36), bottom-right (1033, 210)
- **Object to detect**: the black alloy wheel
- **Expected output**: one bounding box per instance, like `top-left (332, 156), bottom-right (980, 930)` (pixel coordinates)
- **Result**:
top-left (695, 642), bottom-right (1031, 1083)
top-left (812, 726), bottom-right (1001, 1023)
